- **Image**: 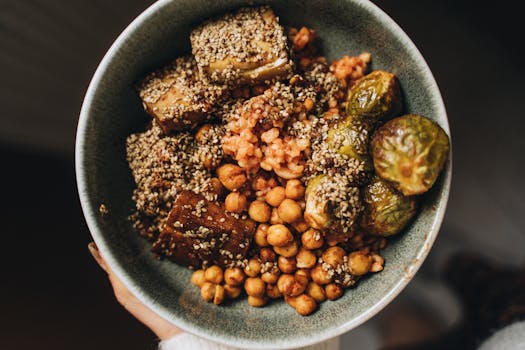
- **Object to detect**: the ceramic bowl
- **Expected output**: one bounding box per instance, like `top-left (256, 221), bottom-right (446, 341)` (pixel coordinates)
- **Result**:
top-left (76, 0), bottom-right (451, 348)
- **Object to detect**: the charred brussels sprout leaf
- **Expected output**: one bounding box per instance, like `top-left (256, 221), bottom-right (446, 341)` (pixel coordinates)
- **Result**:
top-left (346, 70), bottom-right (402, 120)
top-left (371, 114), bottom-right (450, 196)
top-left (304, 175), bottom-right (332, 230)
top-left (361, 177), bottom-right (417, 236)
top-left (327, 116), bottom-right (374, 171)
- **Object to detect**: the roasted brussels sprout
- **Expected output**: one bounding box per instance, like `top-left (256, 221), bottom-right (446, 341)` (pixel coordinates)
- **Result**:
top-left (304, 175), bottom-right (332, 230)
top-left (371, 114), bottom-right (450, 196)
top-left (346, 70), bottom-right (402, 120)
top-left (327, 116), bottom-right (374, 171)
top-left (361, 177), bottom-right (417, 236)
top-left (304, 174), bottom-right (362, 233)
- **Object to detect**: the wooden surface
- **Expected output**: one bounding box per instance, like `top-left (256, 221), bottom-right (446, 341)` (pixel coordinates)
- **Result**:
top-left (1, 0), bottom-right (524, 349)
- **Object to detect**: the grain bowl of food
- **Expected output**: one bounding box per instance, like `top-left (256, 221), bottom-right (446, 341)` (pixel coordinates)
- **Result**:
top-left (76, 0), bottom-right (451, 348)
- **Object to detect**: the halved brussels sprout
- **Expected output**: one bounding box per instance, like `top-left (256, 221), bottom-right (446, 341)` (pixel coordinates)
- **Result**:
top-left (304, 174), bottom-right (362, 233)
top-left (346, 70), bottom-right (402, 120)
top-left (361, 177), bottom-right (417, 236)
top-left (370, 114), bottom-right (450, 196)
top-left (327, 116), bottom-right (374, 171)
top-left (304, 175), bottom-right (332, 230)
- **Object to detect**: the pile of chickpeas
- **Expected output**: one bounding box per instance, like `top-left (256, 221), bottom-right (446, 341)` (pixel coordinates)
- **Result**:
top-left (191, 163), bottom-right (384, 316)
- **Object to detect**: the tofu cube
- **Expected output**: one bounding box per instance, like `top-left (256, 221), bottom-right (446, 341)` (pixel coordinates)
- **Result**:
top-left (190, 6), bottom-right (293, 85)
top-left (138, 56), bottom-right (228, 133)
top-left (152, 191), bottom-right (256, 269)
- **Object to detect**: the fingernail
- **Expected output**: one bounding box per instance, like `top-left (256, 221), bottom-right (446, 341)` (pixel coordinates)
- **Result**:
top-left (88, 242), bottom-right (108, 272)
top-left (88, 242), bottom-right (100, 259)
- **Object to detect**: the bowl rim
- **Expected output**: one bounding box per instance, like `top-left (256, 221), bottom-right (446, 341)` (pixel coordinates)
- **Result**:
top-left (76, 0), bottom-right (452, 348)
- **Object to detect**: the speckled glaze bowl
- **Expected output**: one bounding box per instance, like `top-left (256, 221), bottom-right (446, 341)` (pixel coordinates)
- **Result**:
top-left (76, 0), bottom-right (451, 348)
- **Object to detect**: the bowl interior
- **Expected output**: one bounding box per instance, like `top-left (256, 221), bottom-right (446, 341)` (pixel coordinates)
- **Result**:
top-left (76, 0), bottom-right (451, 348)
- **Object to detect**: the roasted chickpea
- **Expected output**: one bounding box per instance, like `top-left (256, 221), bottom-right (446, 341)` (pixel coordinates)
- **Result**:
top-left (248, 200), bottom-right (271, 223)
top-left (205, 265), bottom-right (223, 284)
top-left (325, 283), bottom-right (343, 301)
top-left (277, 199), bottom-right (303, 223)
top-left (244, 277), bottom-right (266, 297)
top-left (201, 282), bottom-right (217, 302)
top-left (261, 270), bottom-right (280, 284)
top-left (311, 264), bottom-right (333, 285)
top-left (259, 247), bottom-right (277, 263)
top-left (247, 295), bottom-right (268, 307)
top-left (270, 208), bottom-right (284, 224)
top-left (217, 164), bottom-right (246, 191)
top-left (303, 98), bottom-right (315, 112)
top-left (277, 274), bottom-right (307, 297)
top-left (295, 268), bottom-right (310, 281)
top-left (284, 295), bottom-right (298, 309)
top-left (266, 284), bottom-right (282, 299)
top-left (267, 224), bottom-right (294, 247)
top-left (348, 251), bottom-right (372, 276)
top-left (244, 258), bottom-right (262, 277)
top-left (195, 124), bottom-right (212, 143)
top-left (301, 228), bottom-right (324, 250)
top-left (201, 156), bottom-right (215, 170)
top-left (285, 179), bottom-right (306, 200)
top-left (224, 267), bottom-right (246, 286)
top-left (296, 248), bottom-right (317, 269)
top-left (322, 246), bottom-right (346, 267)
top-left (295, 268), bottom-right (310, 279)
top-left (224, 284), bottom-right (242, 299)
top-left (274, 240), bottom-right (299, 258)
top-left (191, 269), bottom-right (206, 288)
top-left (292, 219), bottom-right (310, 233)
top-left (266, 186), bottom-right (286, 207)
top-left (277, 256), bottom-right (297, 274)
top-left (214, 284), bottom-right (225, 305)
top-left (370, 254), bottom-right (384, 272)
top-left (254, 224), bottom-right (269, 247)
top-left (306, 282), bottom-right (326, 302)
top-left (277, 274), bottom-right (294, 296)
top-left (210, 178), bottom-right (224, 197)
top-left (225, 192), bottom-right (248, 213)
top-left (252, 174), bottom-right (268, 192)
top-left (294, 294), bottom-right (317, 316)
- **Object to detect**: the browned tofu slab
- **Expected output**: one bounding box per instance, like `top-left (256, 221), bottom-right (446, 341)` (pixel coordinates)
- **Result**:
top-left (152, 190), bottom-right (256, 269)
top-left (190, 6), bottom-right (293, 85)
top-left (138, 56), bottom-right (228, 133)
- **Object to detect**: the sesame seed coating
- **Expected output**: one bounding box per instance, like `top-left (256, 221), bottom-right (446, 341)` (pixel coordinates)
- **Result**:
top-left (138, 56), bottom-right (229, 132)
top-left (190, 6), bottom-right (293, 85)
top-left (152, 191), bottom-right (256, 269)
top-left (304, 114), bottom-right (369, 186)
top-left (303, 61), bottom-right (345, 113)
top-left (126, 122), bottom-right (224, 238)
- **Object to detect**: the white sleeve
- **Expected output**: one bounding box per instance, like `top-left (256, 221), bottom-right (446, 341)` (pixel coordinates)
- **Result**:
top-left (159, 333), bottom-right (340, 350)
top-left (477, 321), bottom-right (525, 350)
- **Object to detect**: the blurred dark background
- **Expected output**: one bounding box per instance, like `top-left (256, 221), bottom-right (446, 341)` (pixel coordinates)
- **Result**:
top-left (1, 0), bottom-right (524, 349)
